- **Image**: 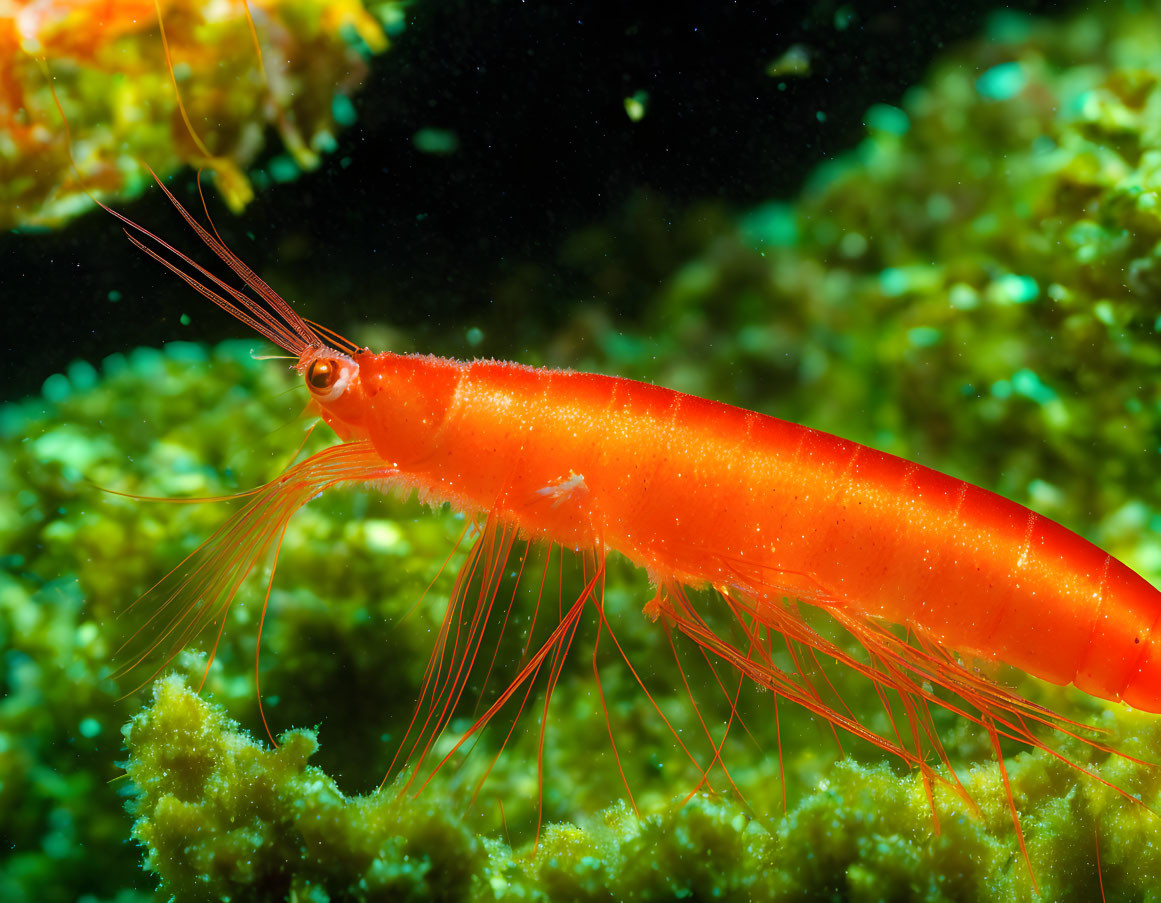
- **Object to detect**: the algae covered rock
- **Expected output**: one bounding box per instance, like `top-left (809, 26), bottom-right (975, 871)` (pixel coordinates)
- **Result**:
top-left (125, 676), bottom-right (485, 901)
top-left (123, 674), bottom-right (1161, 902)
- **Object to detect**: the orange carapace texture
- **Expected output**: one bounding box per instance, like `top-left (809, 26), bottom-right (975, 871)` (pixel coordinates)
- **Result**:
top-left (314, 351), bottom-right (1161, 713)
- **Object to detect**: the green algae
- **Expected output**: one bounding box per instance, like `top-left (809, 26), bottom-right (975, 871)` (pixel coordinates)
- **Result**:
top-left (125, 677), bottom-right (485, 902)
top-left (124, 674), bottom-right (1161, 901)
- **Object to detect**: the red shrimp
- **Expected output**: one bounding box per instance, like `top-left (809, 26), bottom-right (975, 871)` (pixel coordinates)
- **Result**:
top-left (107, 177), bottom-right (1158, 884)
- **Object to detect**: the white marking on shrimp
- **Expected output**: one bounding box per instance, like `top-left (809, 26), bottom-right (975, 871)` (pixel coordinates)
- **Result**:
top-left (1016, 510), bottom-right (1038, 570)
top-left (538, 471), bottom-right (588, 508)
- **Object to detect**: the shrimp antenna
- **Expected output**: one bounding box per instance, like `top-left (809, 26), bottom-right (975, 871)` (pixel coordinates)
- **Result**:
top-left (39, 54), bottom-right (321, 356)
top-left (108, 170), bottom-right (324, 357)
top-left (304, 318), bottom-right (360, 355)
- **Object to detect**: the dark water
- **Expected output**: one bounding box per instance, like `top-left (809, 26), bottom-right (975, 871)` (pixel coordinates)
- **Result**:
top-left (0, 0), bottom-right (1073, 402)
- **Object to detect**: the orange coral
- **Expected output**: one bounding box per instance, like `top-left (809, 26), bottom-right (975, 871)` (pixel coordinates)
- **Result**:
top-left (0, 0), bottom-right (388, 229)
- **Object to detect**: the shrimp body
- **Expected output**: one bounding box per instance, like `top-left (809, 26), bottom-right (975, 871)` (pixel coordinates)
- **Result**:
top-left (323, 350), bottom-right (1161, 712)
top-left (110, 182), bottom-right (1157, 885)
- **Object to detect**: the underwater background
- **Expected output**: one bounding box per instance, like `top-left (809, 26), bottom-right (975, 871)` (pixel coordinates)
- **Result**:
top-left (3, 0), bottom-right (1161, 899)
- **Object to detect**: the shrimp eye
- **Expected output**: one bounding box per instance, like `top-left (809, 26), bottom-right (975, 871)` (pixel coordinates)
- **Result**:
top-left (305, 357), bottom-right (353, 402)
top-left (307, 359), bottom-right (336, 389)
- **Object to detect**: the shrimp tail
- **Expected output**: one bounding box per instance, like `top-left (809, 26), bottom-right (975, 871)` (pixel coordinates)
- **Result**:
top-left (114, 440), bottom-right (394, 695)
